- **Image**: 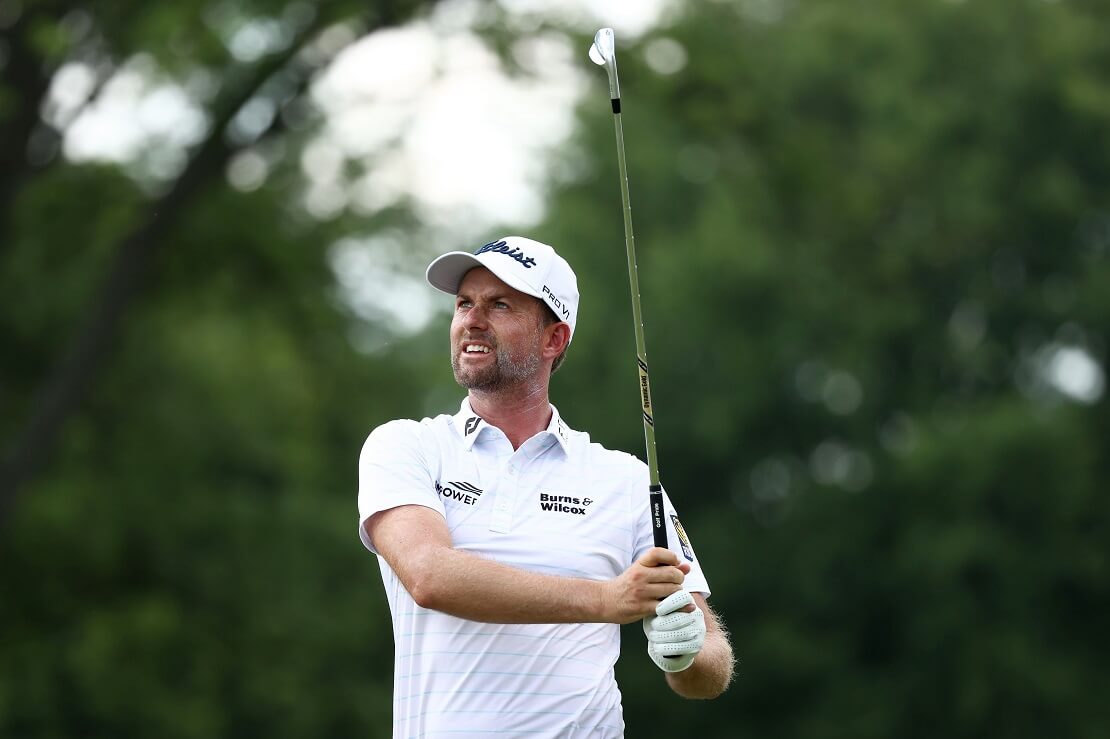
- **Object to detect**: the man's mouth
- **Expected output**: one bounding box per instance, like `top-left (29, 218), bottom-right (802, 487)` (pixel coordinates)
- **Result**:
top-left (460, 341), bottom-right (494, 357)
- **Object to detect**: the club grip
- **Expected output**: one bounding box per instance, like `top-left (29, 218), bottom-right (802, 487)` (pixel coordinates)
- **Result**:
top-left (649, 485), bottom-right (667, 549)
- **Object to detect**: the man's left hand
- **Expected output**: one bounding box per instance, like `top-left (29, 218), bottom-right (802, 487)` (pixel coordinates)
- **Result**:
top-left (643, 590), bottom-right (706, 673)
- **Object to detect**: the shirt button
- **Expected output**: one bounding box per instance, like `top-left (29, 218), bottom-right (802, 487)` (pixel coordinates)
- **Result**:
top-left (507, 464), bottom-right (516, 474)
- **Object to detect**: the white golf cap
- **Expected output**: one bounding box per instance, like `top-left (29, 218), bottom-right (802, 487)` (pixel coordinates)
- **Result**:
top-left (426, 236), bottom-right (580, 342)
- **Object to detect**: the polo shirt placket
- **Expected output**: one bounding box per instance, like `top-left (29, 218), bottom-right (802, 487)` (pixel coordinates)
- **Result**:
top-left (482, 429), bottom-right (559, 534)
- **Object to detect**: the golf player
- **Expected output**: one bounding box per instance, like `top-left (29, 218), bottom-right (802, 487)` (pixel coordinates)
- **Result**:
top-left (358, 237), bottom-right (733, 737)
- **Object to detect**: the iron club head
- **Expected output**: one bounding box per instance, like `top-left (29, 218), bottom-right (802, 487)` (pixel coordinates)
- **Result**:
top-left (589, 27), bottom-right (615, 66)
top-left (588, 27), bottom-right (620, 100)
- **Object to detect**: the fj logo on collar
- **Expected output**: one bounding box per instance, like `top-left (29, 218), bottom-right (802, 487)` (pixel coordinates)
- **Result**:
top-left (464, 417), bottom-right (481, 436)
top-left (475, 239), bottom-right (538, 269)
top-left (436, 480), bottom-right (484, 506)
top-left (670, 514), bottom-right (695, 561)
top-left (539, 493), bottom-right (592, 516)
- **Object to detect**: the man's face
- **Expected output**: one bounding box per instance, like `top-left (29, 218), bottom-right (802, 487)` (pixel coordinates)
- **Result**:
top-left (450, 267), bottom-right (548, 392)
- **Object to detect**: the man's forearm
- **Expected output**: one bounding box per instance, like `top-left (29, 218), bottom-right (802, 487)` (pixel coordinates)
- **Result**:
top-left (665, 606), bottom-right (735, 699)
top-left (368, 505), bottom-right (684, 625)
top-left (410, 545), bottom-right (610, 624)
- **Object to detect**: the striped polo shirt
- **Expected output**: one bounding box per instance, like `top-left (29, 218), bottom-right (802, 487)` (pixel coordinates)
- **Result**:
top-left (358, 398), bottom-right (710, 738)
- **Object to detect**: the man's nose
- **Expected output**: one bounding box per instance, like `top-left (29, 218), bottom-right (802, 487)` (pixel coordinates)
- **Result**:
top-left (461, 303), bottom-right (489, 329)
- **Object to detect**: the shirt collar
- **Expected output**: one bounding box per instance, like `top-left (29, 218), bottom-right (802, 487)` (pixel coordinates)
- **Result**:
top-left (452, 397), bottom-right (573, 455)
top-left (544, 403), bottom-right (572, 456)
top-left (453, 397), bottom-right (490, 449)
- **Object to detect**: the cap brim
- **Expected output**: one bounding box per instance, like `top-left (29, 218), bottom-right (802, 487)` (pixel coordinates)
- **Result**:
top-left (426, 252), bottom-right (484, 295)
top-left (425, 251), bottom-right (544, 301)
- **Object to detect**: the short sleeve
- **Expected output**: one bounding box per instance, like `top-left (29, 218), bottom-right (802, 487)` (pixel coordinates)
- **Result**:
top-left (357, 419), bottom-right (446, 553)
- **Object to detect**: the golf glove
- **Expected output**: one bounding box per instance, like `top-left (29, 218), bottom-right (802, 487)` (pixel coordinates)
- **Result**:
top-left (643, 590), bottom-right (706, 673)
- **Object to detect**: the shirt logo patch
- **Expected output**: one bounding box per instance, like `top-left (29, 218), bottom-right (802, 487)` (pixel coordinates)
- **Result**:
top-left (436, 480), bottom-right (484, 506)
top-left (464, 417), bottom-right (481, 436)
top-left (538, 493), bottom-right (592, 516)
top-left (670, 514), bottom-right (695, 561)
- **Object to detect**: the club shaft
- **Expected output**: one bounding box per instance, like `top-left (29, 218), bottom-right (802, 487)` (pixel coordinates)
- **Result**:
top-left (609, 102), bottom-right (668, 550)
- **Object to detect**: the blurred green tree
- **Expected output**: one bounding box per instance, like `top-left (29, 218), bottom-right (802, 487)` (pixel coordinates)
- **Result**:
top-left (1, 0), bottom-right (436, 516)
top-left (1, 1), bottom-right (444, 736)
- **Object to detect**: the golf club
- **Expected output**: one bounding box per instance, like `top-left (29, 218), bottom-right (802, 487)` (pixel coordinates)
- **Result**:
top-left (589, 27), bottom-right (668, 552)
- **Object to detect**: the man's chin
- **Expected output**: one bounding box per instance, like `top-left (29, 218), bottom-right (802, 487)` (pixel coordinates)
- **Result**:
top-left (453, 367), bottom-right (501, 390)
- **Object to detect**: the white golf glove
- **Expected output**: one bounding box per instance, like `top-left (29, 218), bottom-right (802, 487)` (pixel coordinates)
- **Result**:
top-left (643, 590), bottom-right (706, 673)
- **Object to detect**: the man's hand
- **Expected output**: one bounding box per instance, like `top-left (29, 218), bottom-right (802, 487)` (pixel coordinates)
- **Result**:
top-left (643, 590), bottom-right (706, 673)
top-left (603, 547), bottom-right (690, 624)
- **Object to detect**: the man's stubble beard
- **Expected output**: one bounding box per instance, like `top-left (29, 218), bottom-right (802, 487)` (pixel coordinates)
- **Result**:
top-left (452, 332), bottom-right (544, 393)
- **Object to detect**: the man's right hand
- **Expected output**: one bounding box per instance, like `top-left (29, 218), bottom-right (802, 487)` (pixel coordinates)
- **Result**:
top-left (603, 547), bottom-right (690, 624)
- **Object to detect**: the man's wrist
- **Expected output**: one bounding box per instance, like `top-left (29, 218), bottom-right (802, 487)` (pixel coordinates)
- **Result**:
top-left (590, 579), bottom-right (612, 623)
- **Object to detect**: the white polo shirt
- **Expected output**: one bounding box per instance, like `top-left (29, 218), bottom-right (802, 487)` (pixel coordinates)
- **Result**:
top-left (358, 398), bottom-right (710, 739)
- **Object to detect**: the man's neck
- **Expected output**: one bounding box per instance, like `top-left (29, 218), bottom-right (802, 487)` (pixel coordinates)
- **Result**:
top-left (468, 386), bottom-right (552, 450)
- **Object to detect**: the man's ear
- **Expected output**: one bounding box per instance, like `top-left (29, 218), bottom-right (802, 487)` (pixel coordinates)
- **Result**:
top-left (542, 322), bottom-right (571, 360)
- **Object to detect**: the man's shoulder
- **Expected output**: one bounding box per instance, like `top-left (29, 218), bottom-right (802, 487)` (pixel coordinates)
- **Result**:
top-left (566, 428), bottom-right (647, 475)
top-left (364, 413), bottom-right (455, 449)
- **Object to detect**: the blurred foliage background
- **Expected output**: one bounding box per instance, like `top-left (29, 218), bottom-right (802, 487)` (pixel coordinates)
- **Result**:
top-left (2, 0), bottom-right (1109, 737)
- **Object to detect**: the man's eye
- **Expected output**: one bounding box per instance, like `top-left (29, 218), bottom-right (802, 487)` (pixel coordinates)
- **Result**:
top-left (494, 301), bottom-right (509, 309)
top-left (456, 300), bottom-right (472, 310)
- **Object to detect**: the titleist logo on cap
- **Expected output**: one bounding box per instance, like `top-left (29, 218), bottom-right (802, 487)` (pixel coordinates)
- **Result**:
top-left (474, 239), bottom-right (538, 269)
